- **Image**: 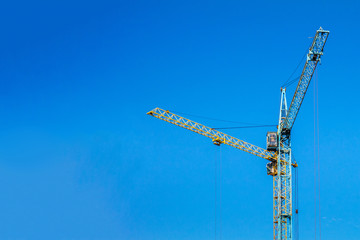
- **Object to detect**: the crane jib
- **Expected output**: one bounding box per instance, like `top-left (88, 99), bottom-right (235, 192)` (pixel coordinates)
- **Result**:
top-left (281, 28), bottom-right (329, 133)
top-left (147, 107), bottom-right (279, 161)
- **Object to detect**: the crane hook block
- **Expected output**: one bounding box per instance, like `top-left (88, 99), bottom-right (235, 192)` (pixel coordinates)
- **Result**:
top-left (213, 138), bottom-right (223, 146)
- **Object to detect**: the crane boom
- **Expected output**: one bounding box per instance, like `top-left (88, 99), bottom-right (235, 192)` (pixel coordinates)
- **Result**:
top-left (281, 27), bottom-right (329, 132)
top-left (147, 107), bottom-right (278, 161)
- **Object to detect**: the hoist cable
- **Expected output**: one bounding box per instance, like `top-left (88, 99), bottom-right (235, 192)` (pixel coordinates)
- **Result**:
top-left (313, 67), bottom-right (322, 240)
top-left (296, 167), bottom-right (299, 240)
top-left (171, 110), bottom-right (269, 126)
top-left (219, 145), bottom-right (222, 240)
top-left (281, 40), bottom-right (313, 88)
top-left (316, 67), bottom-right (322, 240)
top-left (214, 147), bottom-right (217, 240)
top-left (214, 145), bottom-right (222, 240)
top-left (212, 124), bottom-right (277, 130)
top-left (281, 53), bottom-right (307, 88)
top-left (282, 75), bottom-right (301, 88)
top-left (293, 156), bottom-right (299, 240)
top-left (313, 68), bottom-right (317, 240)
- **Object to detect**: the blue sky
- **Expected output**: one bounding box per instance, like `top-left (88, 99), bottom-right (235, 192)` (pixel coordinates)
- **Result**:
top-left (0, 0), bottom-right (359, 239)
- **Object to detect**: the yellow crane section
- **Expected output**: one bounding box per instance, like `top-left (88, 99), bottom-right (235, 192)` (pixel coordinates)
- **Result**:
top-left (147, 107), bottom-right (278, 162)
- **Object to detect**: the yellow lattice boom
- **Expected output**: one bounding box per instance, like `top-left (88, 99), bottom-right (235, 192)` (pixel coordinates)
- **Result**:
top-left (147, 107), bottom-right (278, 161)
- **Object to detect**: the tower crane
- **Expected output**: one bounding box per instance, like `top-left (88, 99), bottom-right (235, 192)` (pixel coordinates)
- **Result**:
top-left (147, 27), bottom-right (329, 240)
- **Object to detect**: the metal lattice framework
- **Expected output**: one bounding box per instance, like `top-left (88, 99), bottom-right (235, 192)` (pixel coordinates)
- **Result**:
top-left (275, 28), bottom-right (329, 240)
top-left (147, 107), bottom-right (278, 161)
top-left (147, 27), bottom-right (329, 240)
top-left (282, 28), bottom-right (329, 132)
top-left (274, 89), bottom-right (292, 240)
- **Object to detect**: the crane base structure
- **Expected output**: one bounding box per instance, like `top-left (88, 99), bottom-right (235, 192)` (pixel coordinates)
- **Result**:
top-left (147, 27), bottom-right (329, 240)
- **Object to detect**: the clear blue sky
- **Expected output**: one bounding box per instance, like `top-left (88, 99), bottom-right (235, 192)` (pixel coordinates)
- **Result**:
top-left (0, 0), bottom-right (359, 239)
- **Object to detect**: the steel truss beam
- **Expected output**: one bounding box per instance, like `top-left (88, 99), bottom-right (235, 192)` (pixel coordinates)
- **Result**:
top-left (147, 107), bottom-right (278, 161)
top-left (282, 28), bottom-right (329, 132)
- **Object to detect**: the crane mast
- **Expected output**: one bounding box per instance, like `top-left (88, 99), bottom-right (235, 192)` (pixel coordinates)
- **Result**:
top-left (147, 27), bottom-right (329, 240)
top-left (274, 88), bottom-right (292, 240)
top-left (273, 27), bottom-right (329, 240)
